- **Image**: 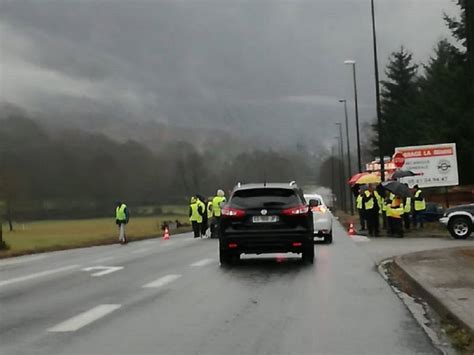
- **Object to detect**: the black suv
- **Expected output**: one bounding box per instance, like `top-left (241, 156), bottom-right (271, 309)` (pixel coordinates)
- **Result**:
top-left (219, 182), bottom-right (314, 265)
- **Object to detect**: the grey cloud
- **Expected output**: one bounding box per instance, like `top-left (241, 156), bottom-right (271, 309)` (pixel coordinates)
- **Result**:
top-left (0, 0), bottom-right (459, 148)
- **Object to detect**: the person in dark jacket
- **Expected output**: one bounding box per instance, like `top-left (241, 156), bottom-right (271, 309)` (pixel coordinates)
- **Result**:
top-left (198, 195), bottom-right (208, 237)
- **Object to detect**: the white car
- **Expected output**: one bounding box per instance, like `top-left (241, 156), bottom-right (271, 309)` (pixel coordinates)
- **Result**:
top-left (305, 193), bottom-right (333, 244)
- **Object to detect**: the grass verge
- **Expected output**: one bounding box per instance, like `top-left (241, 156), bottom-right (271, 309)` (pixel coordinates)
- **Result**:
top-left (334, 210), bottom-right (451, 238)
top-left (0, 215), bottom-right (191, 258)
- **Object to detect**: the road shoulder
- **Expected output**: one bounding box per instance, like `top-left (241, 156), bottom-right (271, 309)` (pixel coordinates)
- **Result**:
top-left (393, 247), bottom-right (474, 352)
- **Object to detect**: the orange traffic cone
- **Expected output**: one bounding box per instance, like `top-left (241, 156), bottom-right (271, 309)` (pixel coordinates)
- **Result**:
top-left (163, 227), bottom-right (170, 240)
top-left (348, 223), bottom-right (356, 236)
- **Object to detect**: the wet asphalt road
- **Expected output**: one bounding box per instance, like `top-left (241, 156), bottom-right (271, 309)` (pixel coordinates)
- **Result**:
top-left (0, 221), bottom-right (438, 355)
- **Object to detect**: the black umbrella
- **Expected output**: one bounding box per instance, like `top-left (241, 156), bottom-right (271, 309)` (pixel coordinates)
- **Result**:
top-left (381, 181), bottom-right (413, 198)
top-left (391, 169), bottom-right (417, 179)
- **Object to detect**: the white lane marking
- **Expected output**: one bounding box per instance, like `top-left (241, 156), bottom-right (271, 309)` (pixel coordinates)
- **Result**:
top-left (81, 266), bottom-right (124, 277)
top-left (351, 235), bottom-right (371, 242)
top-left (0, 254), bottom-right (48, 268)
top-left (190, 258), bottom-right (215, 267)
top-left (143, 274), bottom-right (182, 288)
top-left (48, 304), bottom-right (121, 332)
top-left (131, 248), bottom-right (148, 254)
top-left (0, 265), bottom-right (80, 288)
top-left (93, 256), bottom-right (114, 263)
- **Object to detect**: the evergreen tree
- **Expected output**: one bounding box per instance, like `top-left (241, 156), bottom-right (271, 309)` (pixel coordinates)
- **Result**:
top-left (372, 47), bottom-right (419, 155)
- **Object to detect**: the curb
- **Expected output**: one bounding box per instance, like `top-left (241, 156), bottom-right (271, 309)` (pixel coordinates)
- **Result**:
top-left (392, 255), bottom-right (474, 338)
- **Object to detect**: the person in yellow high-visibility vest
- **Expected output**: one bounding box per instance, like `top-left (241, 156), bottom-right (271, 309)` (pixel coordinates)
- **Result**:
top-left (387, 196), bottom-right (404, 238)
top-left (115, 201), bottom-right (130, 244)
top-left (206, 197), bottom-right (213, 237)
top-left (356, 189), bottom-right (365, 231)
top-left (210, 189), bottom-right (226, 238)
top-left (413, 185), bottom-right (426, 228)
top-left (195, 195), bottom-right (208, 238)
top-left (189, 196), bottom-right (205, 239)
top-left (362, 185), bottom-right (379, 237)
top-left (403, 185), bottom-right (412, 230)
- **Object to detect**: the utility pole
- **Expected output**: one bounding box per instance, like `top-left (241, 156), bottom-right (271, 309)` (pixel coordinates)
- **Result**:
top-left (331, 145), bottom-right (336, 208)
top-left (344, 60), bottom-right (362, 172)
top-left (339, 100), bottom-right (354, 215)
top-left (371, 0), bottom-right (385, 181)
top-left (335, 131), bottom-right (346, 212)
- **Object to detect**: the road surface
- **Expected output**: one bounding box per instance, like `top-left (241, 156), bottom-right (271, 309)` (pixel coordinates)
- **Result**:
top-left (1, 221), bottom-right (439, 355)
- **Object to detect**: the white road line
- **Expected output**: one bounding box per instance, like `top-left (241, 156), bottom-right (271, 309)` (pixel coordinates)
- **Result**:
top-left (81, 266), bottom-right (124, 277)
top-left (143, 274), bottom-right (182, 288)
top-left (48, 304), bottom-right (121, 332)
top-left (0, 254), bottom-right (48, 268)
top-left (190, 258), bottom-right (215, 267)
top-left (0, 265), bottom-right (80, 288)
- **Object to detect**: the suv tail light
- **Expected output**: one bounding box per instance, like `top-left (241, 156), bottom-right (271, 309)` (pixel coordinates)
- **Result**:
top-left (221, 207), bottom-right (246, 218)
top-left (282, 205), bottom-right (309, 216)
top-left (311, 206), bottom-right (327, 213)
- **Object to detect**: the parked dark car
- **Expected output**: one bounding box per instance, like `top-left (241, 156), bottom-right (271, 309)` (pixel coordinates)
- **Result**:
top-left (420, 202), bottom-right (445, 222)
top-left (219, 182), bottom-right (314, 266)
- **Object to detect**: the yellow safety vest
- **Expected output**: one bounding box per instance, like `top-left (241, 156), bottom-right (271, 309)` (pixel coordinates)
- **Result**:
top-left (116, 204), bottom-right (127, 221)
top-left (388, 199), bottom-right (404, 219)
top-left (207, 201), bottom-right (213, 219)
top-left (414, 190), bottom-right (426, 211)
top-left (364, 191), bottom-right (375, 210)
top-left (189, 202), bottom-right (203, 223)
top-left (212, 196), bottom-right (226, 217)
top-left (374, 191), bottom-right (383, 214)
top-left (356, 195), bottom-right (363, 209)
top-left (404, 197), bottom-right (412, 213)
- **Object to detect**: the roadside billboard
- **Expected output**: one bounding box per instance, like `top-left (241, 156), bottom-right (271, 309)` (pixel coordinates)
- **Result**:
top-left (394, 143), bottom-right (459, 188)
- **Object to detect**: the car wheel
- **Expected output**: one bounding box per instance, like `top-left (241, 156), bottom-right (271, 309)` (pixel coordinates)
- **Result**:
top-left (325, 232), bottom-right (333, 244)
top-left (448, 217), bottom-right (472, 239)
top-left (302, 245), bottom-right (314, 264)
top-left (219, 250), bottom-right (233, 266)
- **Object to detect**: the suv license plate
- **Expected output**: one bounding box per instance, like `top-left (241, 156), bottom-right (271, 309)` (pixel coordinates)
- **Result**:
top-left (253, 216), bottom-right (279, 223)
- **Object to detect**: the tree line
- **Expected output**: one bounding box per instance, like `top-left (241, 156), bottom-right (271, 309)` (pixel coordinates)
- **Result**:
top-left (0, 107), bottom-right (319, 228)
top-left (373, 0), bottom-right (474, 184)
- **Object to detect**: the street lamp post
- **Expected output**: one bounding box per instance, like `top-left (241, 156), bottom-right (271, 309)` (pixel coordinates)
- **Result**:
top-left (339, 99), bottom-right (354, 215)
top-left (370, 0), bottom-right (385, 181)
top-left (334, 127), bottom-right (346, 212)
top-left (333, 138), bottom-right (344, 210)
top-left (331, 145), bottom-right (336, 208)
top-left (344, 60), bottom-right (362, 173)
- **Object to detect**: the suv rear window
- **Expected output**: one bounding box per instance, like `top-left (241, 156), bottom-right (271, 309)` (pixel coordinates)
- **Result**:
top-left (230, 188), bottom-right (301, 208)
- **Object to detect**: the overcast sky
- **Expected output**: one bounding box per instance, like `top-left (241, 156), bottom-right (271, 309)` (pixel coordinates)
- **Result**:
top-left (0, 0), bottom-right (460, 149)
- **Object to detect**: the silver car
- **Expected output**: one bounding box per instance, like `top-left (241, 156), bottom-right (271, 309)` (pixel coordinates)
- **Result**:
top-left (305, 193), bottom-right (333, 244)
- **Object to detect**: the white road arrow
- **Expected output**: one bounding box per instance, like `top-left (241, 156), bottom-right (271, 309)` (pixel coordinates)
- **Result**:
top-left (81, 266), bottom-right (124, 277)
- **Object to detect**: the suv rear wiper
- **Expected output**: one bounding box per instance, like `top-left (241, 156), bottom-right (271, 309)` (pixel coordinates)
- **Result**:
top-left (262, 202), bottom-right (285, 207)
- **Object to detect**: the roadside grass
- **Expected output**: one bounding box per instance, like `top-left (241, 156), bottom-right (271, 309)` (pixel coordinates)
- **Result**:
top-left (335, 210), bottom-right (451, 239)
top-left (0, 215), bottom-right (191, 258)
